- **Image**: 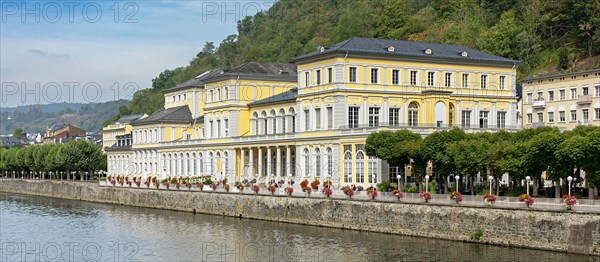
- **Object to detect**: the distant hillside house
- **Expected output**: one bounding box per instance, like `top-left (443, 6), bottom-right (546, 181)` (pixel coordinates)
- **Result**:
top-left (0, 131), bottom-right (29, 148)
top-left (102, 114), bottom-right (147, 151)
top-left (44, 123), bottom-right (86, 144)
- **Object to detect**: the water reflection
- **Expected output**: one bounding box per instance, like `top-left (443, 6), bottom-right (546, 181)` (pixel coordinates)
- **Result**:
top-left (0, 193), bottom-right (596, 262)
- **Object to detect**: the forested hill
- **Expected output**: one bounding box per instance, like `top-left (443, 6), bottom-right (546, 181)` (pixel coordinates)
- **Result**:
top-left (113, 0), bottom-right (600, 120)
top-left (0, 100), bottom-right (127, 135)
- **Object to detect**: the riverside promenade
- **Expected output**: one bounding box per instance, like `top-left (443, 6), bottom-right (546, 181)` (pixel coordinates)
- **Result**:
top-left (0, 178), bottom-right (599, 256)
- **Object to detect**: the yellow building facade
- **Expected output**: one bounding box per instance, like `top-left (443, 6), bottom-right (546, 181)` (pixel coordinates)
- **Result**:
top-left (521, 69), bottom-right (600, 130)
top-left (104, 37), bottom-right (519, 188)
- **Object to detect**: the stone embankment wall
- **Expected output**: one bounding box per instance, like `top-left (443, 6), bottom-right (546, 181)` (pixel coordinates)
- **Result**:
top-left (0, 179), bottom-right (598, 256)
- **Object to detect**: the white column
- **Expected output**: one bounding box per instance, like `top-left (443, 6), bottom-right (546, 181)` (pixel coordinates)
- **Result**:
top-left (276, 147), bottom-right (282, 177)
top-left (241, 148), bottom-right (246, 178)
top-left (258, 147), bottom-right (263, 176)
top-left (286, 146), bottom-right (291, 176)
top-left (249, 148), bottom-right (254, 176)
top-left (267, 147), bottom-right (272, 177)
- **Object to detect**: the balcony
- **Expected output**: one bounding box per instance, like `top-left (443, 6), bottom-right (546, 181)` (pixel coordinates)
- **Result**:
top-left (532, 100), bottom-right (546, 108)
top-left (577, 95), bottom-right (592, 105)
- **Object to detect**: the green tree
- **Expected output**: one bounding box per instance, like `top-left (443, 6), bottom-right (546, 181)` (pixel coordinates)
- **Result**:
top-left (12, 128), bottom-right (23, 138)
top-left (365, 130), bottom-right (421, 168)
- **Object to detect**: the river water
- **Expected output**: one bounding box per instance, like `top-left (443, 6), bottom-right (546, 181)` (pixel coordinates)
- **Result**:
top-left (0, 193), bottom-right (596, 262)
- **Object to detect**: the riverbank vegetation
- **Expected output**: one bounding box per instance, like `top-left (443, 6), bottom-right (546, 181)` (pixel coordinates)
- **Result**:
top-left (366, 126), bottom-right (600, 199)
top-left (0, 140), bottom-right (106, 175)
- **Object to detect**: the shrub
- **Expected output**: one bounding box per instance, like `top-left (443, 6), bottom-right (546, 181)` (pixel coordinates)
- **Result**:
top-left (471, 228), bottom-right (484, 241)
top-left (376, 181), bottom-right (391, 192)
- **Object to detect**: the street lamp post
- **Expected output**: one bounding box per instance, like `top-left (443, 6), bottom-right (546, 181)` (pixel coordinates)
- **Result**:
top-left (454, 175), bottom-right (460, 194)
top-left (525, 176), bottom-right (531, 196)
top-left (425, 175), bottom-right (430, 192)
top-left (372, 174), bottom-right (376, 190)
top-left (488, 176), bottom-right (493, 195)
top-left (567, 176), bottom-right (573, 195)
top-left (396, 175), bottom-right (401, 191)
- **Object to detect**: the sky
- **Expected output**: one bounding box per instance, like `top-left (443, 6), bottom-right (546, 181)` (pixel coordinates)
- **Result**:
top-left (0, 0), bottom-right (275, 107)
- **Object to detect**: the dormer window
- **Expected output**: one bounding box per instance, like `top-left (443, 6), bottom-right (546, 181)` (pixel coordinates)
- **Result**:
top-left (387, 46), bottom-right (395, 52)
top-left (425, 48), bottom-right (432, 54)
top-left (461, 51), bottom-right (468, 57)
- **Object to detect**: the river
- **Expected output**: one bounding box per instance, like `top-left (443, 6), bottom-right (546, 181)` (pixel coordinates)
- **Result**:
top-left (0, 193), bottom-right (595, 262)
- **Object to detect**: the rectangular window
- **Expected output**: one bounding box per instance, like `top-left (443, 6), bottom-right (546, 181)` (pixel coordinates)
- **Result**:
top-left (304, 110), bottom-right (310, 131)
top-left (527, 113), bottom-right (532, 124)
top-left (497, 111), bottom-right (506, 128)
top-left (349, 67), bottom-right (357, 83)
top-left (559, 111), bottom-right (566, 122)
top-left (571, 88), bottom-right (577, 99)
top-left (548, 112), bottom-right (554, 123)
top-left (583, 109), bottom-right (589, 123)
top-left (348, 107), bottom-right (359, 128)
top-left (526, 93), bottom-right (533, 103)
top-left (462, 73), bottom-right (469, 88)
top-left (444, 72), bottom-right (452, 87)
top-left (480, 75), bottom-right (488, 89)
top-left (368, 107), bottom-right (380, 127)
top-left (216, 120), bottom-right (221, 138)
top-left (499, 75), bottom-right (506, 90)
top-left (461, 110), bottom-right (471, 128)
top-left (304, 72), bottom-right (309, 87)
top-left (389, 108), bottom-right (400, 126)
top-left (410, 70), bottom-right (418, 86)
top-left (548, 91), bottom-right (554, 101)
top-left (595, 85), bottom-right (600, 97)
top-left (392, 69), bottom-right (399, 85)
top-left (315, 108), bottom-right (321, 130)
top-left (327, 68), bottom-right (332, 83)
top-left (559, 89), bottom-right (566, 100)
top-left (224, 119), bottom-right (229, 137)
top-left (537, 112), bottom-right (543, 123)
top-left (479, 111), bottom-right (489, 128)
top-left (537, 91), bottom-right (543, 100)
top-left (583, 86), bottom-right (589, 96)
top-left (595, 108), bottom-right (600, 120)
top-left (326, 107), bottom-right (333, 129)
top-left (371, 68), bottom-right (378, 84)
top-left (427, 72), bottom-right (435, 86)
top-left (571, 110), bottom-right (577, 121)
top-left (316, 70), bottom-right (321, 85)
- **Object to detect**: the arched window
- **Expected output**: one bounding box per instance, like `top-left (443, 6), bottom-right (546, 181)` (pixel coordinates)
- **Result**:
top-left (252, 112), bottom-right (259, 135)
top-left (344, 150), bottom-right (352, 183)
top-left (192, 153), bottom-right (196, 175)
top-left (270, 110), bottom-right (277, 134)
top-left (208, 152), bottom-right (214, 175)
top-left (408, 102), bottom-right (419, 127)
top-left (216, 88), bottom-right (221, 101)
top-left (183, 94), bottom-right (186, 101)
top-left (208, 90), bottom-right (213, 102)
top-left (223, 152), bottom-right (229, 176)
top-left (224, 87), bottom-right (228, 100)
top-left (279, 109), bottom-right (286, 133)
top-left (314, 148), bottom-right (321, 177)
top-left (356, 150), bottom-right (364, 184)
top-left (198, 153), bottom-right (204, 174)
top-left (304, 148), bottom-right (310, 176)
top-left (261, 111), bottom-right (268, 135)
top-left (326, 147), bottom-right (333, 177)
top-left (289, 108), bottom-right (296, 133)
